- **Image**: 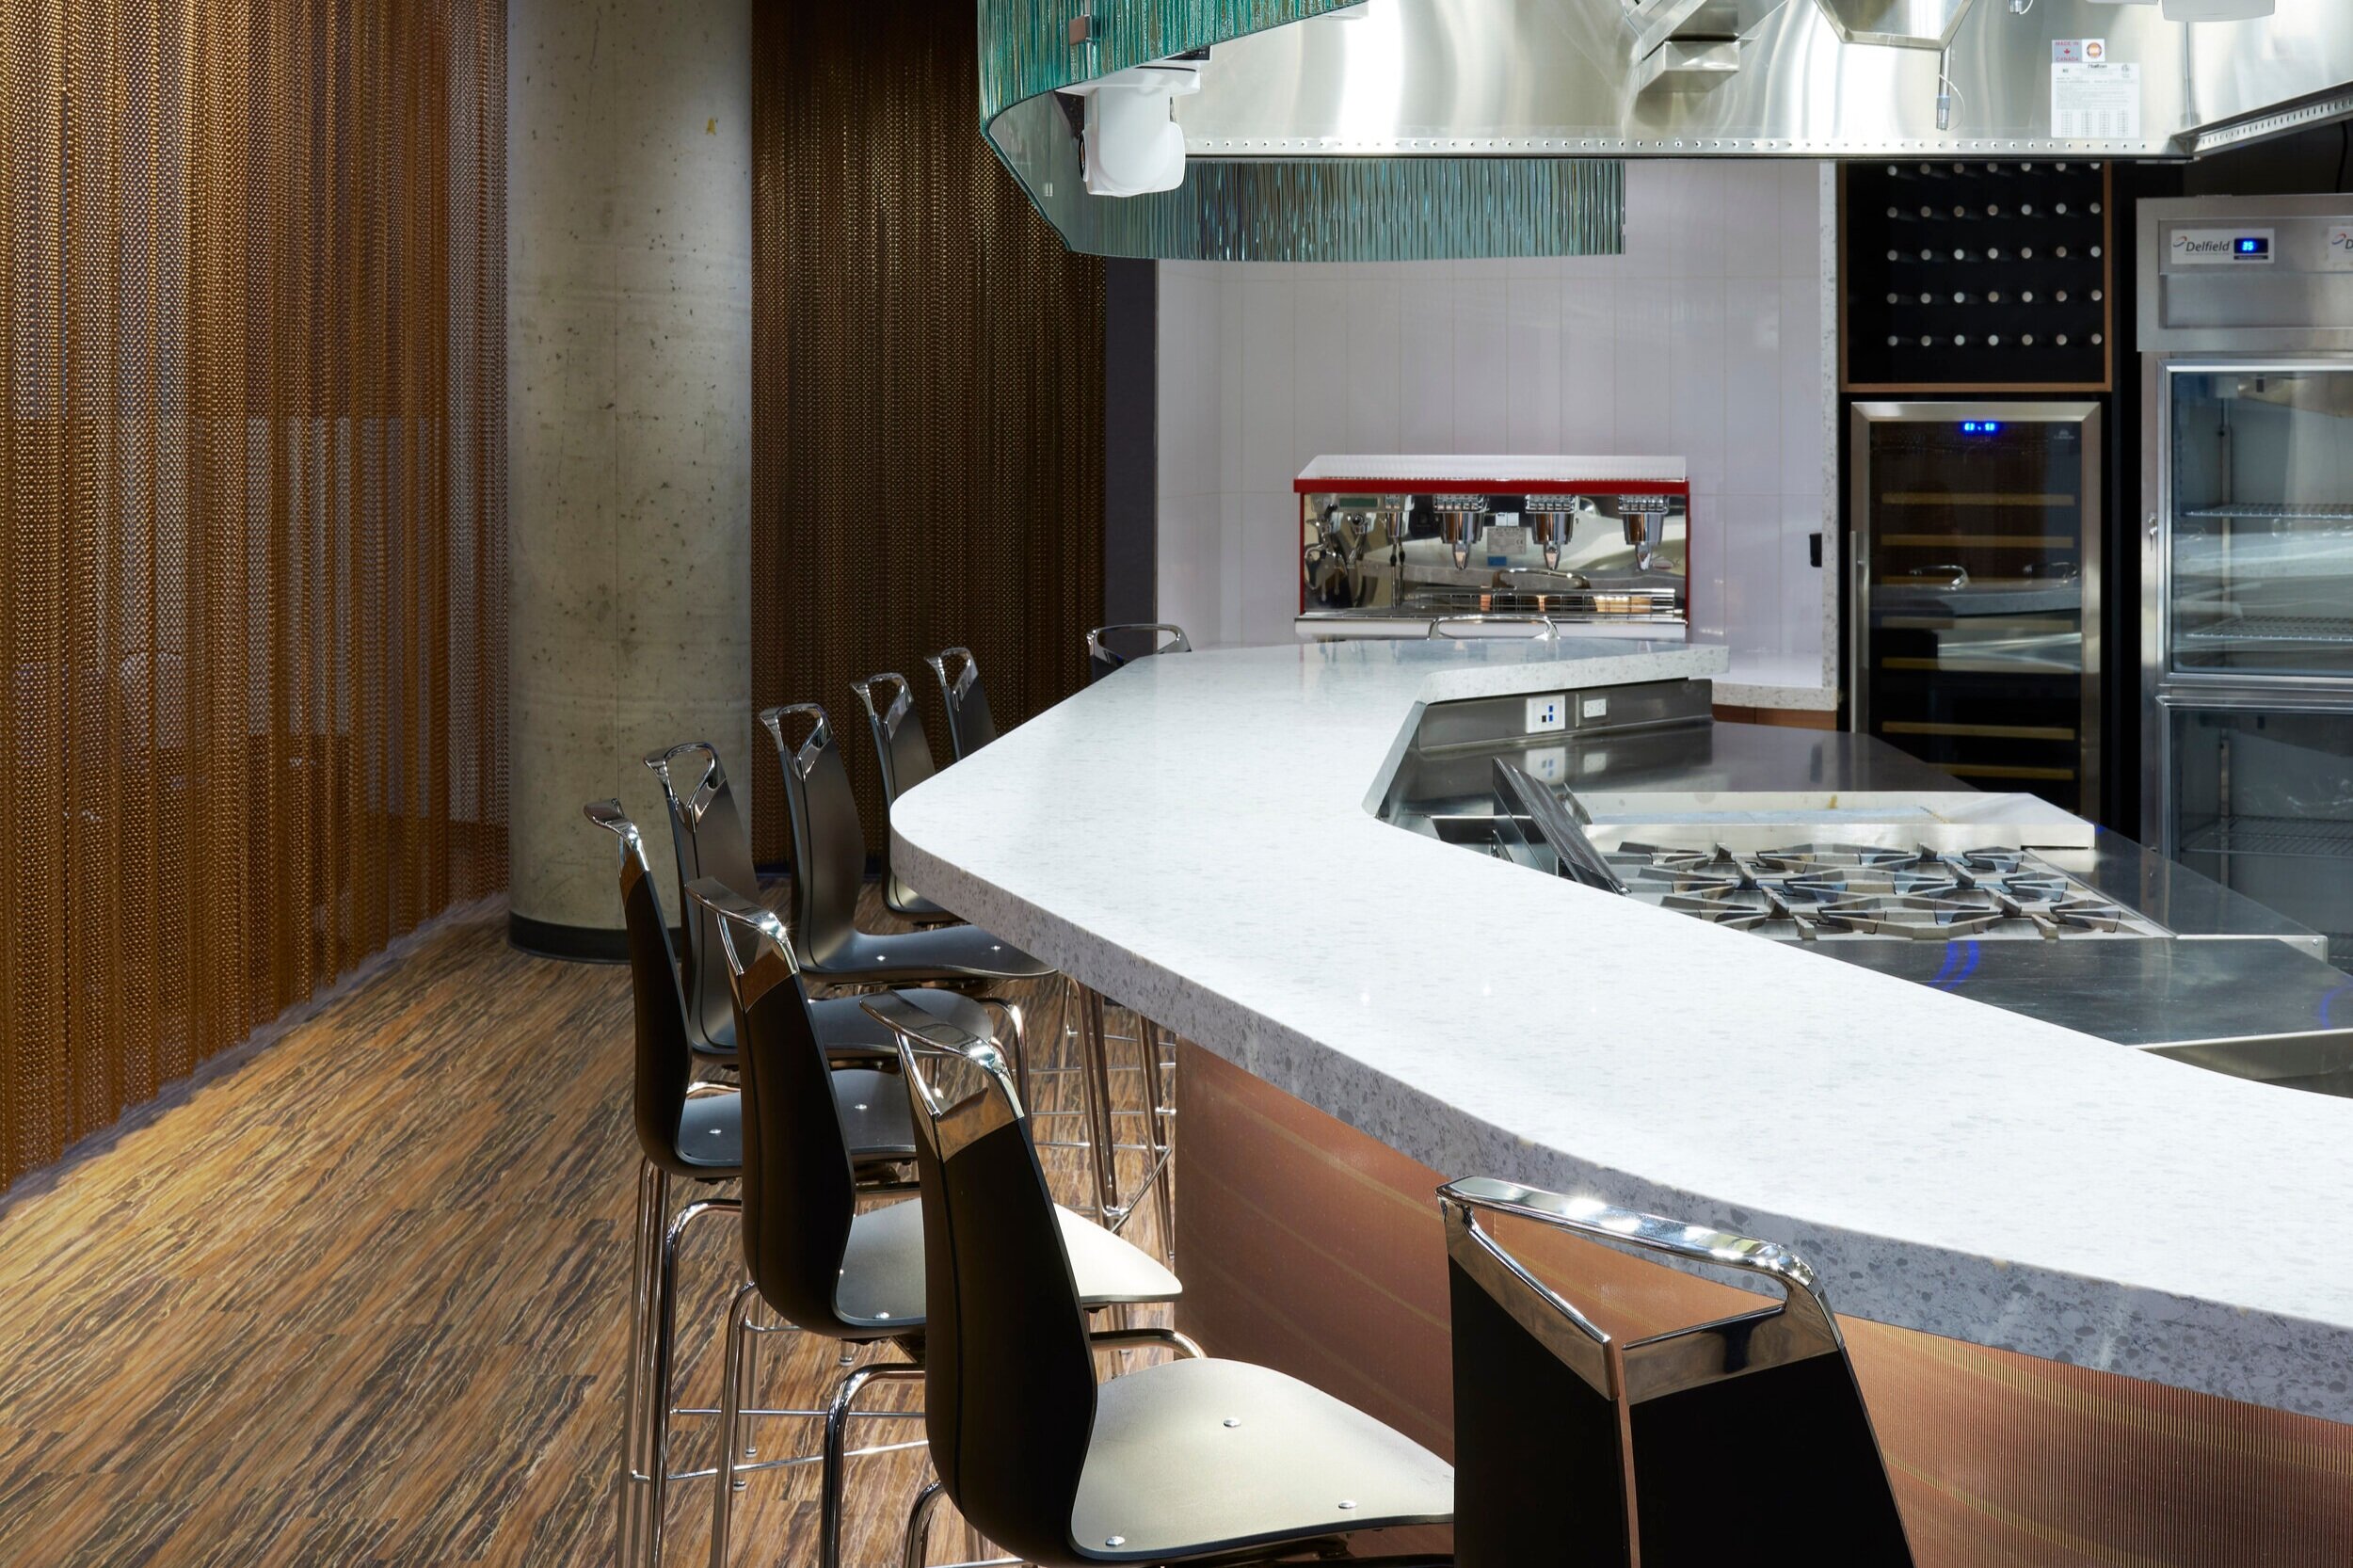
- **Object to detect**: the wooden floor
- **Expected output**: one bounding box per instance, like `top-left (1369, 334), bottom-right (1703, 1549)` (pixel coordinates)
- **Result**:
top-left (0, 894), bottom-right (1168, 1568)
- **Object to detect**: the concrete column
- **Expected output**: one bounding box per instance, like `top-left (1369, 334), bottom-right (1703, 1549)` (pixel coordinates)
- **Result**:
top-left (508, 0), bottom-right (753, 955)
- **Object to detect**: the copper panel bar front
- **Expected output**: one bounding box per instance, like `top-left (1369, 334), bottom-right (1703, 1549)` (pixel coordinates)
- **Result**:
top-left (1174, 1042), bottom-right (2353, 1566)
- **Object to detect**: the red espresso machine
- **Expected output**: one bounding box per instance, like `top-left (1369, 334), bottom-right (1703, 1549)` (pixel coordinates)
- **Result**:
top-left (1293, 455), bottom-right (1691, 640)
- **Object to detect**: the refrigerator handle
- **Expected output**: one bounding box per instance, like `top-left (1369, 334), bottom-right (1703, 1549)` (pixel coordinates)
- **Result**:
top-left (2145, 511), bottom-right (2159, 545)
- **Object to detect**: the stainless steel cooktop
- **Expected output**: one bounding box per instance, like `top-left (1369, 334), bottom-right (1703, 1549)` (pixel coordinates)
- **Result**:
top-left (1606, 840), bottom-right (2169, 944)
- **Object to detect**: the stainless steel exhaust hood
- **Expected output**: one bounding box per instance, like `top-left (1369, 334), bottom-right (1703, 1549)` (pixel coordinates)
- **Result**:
top-left (980, 0), bottom-right (2353, 260)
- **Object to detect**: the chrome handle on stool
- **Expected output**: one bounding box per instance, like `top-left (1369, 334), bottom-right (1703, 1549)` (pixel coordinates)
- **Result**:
top-left (758, 702), bottom-right (832, 781)
top-left (1085, 622), bottom-right (1192, 674)
top-left (643, 741), bottom-right (726, 825)
top-left (1438, 1177), bottom-right (1842, 1396)
top-left (849, 672), bottom-right (915, 738)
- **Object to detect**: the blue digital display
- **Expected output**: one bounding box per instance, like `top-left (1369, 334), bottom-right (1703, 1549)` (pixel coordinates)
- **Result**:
top-left (2237, 236), bottom-right (2270, 257)
top-left (1960, 420), bottom-right (2003, 436)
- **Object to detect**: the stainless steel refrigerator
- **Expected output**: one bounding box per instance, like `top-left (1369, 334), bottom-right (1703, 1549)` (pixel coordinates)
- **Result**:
top-left (2140, 195), bottom-right (2353, 968)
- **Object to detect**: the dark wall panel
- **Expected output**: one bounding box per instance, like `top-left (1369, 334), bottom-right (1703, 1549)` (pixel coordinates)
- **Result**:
top-left (751, 0), bottom-right (1107, 861)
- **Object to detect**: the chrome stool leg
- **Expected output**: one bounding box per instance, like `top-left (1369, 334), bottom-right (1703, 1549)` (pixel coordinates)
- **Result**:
top-left (619, 1160), bottom-right (670, 1568)
top-left (708, 1283), bottom-right (761, 1568)
top-left (1139, 1022), bottom-right (1176, 1270)
top-left (633, 1194), bottom-right (740, 1568)
top-left (902, 1481), bottom-right (947, 1568)
top-left (819, 1363), bottom-right (924, 1568)
top-left (1068, 980), bottom-right (1177, 1262)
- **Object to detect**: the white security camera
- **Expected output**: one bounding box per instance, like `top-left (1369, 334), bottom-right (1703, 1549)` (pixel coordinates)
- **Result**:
top-left (1075, 63), bottom-right (1203, 198)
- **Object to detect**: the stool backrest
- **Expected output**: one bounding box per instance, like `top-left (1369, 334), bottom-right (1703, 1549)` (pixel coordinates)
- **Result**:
top-left (685, 878), bottom-right (864, 1336)
top-left (851, 672), bottom-right (938, 805)
top-left (583, 800), bottom-right (701, 1175)
top-left (1439, 1189), bottom-right (1633, 1568)
top-left (759, 703), bottom-right (865, 968)
top-left (1437, 1178), bottom-right (1914, 1568)
top-left (897, 1027), bottom-right (1098, 1566)
top-left (924, 647), bottom-right (999, 759)
top-left (1084, 622), bottom-right (1191, 682)
top-left (643, 742), bottom-right (760, 1054)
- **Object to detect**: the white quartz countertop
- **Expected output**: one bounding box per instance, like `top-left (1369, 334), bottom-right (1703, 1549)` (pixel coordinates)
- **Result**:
top-left (1717, 648), bottom-right (1839, 711)
top-left (891, 638), bottom-right (2353, 1425)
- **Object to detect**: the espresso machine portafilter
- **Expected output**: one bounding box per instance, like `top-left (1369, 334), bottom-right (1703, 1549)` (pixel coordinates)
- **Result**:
top-left (1619, 494), bottom-right (1673, 572)
top-left (1432, 493), bottom-right (1487, 570)
top-left (1523, 494), bottom-right (1578, 571)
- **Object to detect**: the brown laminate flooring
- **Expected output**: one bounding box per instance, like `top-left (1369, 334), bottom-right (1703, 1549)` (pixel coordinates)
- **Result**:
top-left (0, 893), bottom-right (1172, 1568)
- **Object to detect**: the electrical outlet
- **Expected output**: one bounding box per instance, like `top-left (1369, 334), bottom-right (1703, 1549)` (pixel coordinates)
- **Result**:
top-left (1523, 745), bottom-right (1568, 783)
top-left (1525, 694), bottom-right (1565, 733)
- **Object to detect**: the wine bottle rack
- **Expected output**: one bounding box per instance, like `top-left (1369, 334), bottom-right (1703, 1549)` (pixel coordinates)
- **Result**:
top-left (1841, 161), bottom-right (2113, 393)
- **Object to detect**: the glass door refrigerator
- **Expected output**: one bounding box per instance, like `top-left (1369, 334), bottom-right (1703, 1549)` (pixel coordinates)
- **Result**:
top-left (2141, 196), bottom-right (2353, 968)
top-left (1850, 402), bottom-right (2103, 816)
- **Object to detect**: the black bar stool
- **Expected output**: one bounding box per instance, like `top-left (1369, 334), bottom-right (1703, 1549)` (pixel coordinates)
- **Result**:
top-left (848, 672), bottom-right (957, 922)
top-left (583, 801), bottom-right (917, 1568)
top-left (922, 646), bottom-right (997, 760)
top-left (1436, 1178), bottom-right (1915, 1568)
top-left (645, 740), bottom-right (1015, 1069)
top-left (683, 888), bottom-right (1184, 1568)
top-left (885, 1006), bottom-right (1453, 1568)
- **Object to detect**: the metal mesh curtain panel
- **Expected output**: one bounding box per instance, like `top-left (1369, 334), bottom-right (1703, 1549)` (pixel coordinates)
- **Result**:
top-left (751, 0), bottom-right (1106, 862)
top-left (0, 0), bottom-right (507, 1192)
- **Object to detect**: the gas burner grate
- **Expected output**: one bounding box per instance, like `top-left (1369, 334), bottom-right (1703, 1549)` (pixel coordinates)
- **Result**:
top-left (1811, 895), bottom-right (2008, 940)
top-left (1751, 843), bottom-right (1922, 872)
top-left (1993, 872), bottom-right (2073, 903)
top-left (1959, 848), bottom-right (2028, 874)
top-left (1774, 869), bottom-right (1966, 901)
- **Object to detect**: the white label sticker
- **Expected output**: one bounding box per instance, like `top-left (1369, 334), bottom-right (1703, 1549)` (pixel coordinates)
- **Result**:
top-left (2327, 227), bottom-right (2353, 271)
top-left (2053, 61), bottom-right (2140, 141)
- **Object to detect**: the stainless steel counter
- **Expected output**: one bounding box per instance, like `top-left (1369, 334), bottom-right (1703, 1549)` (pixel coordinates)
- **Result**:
top-left (1383, 703), bottom-right (2353, 1086)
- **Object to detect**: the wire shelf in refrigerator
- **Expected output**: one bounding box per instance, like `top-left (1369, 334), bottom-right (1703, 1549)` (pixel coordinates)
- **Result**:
top-left (2179, 615), bottom-right (2353, 648)
top-left (2179, 815), bottom-right (2353, 862)
top-left (2181, 503), bottom-right (2353, 520)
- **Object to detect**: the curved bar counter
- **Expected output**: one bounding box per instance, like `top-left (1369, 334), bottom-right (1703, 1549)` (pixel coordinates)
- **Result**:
top-left (893, 636), bottom-right (2353, 1557)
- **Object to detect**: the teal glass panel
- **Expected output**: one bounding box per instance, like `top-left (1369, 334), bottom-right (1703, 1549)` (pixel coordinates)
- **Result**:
top-left (978, 0), bottom-right (1355, 124)
top-left (983, 86), bottom-right (1625, 262)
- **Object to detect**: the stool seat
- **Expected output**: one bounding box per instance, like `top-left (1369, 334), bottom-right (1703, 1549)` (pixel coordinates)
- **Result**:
top-left (694, 988), bottom-right (1000, 1061)
top-left (808, 922), bottom-right (1053, 985)
top-left (671, 1069), bottom-right (917, 1175)
top-left (833, 1195), bottom-right (1183, 1331)
top-left (1070, 1357), bottom-right (1454, 1563)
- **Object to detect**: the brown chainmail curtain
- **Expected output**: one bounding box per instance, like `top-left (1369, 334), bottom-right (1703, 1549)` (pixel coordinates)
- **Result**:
top-left (751, 0), bottom-right (1106, 862)
top-left (0, 0), bottom-right (507, 1193)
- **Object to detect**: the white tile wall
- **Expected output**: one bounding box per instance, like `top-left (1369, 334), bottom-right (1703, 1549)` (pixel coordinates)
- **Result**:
top-left (1153, 161), bottom-right (1838, 675)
